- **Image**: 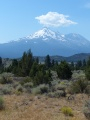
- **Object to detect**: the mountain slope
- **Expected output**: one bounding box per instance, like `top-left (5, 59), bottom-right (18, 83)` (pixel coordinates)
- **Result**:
top-left (0, 28), bottom-right (90, 58)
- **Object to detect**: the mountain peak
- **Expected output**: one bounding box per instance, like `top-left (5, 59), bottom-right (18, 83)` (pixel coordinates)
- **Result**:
top-left (41, 27), bottom-right (50, 32)
top-left (0, 28), bottom-right (90, 58)
top-left (27, 27), bottom-right (57, 39)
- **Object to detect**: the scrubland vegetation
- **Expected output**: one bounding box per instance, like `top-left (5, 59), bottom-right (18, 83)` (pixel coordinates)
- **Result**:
top-left (0, 50), bottom-right (90, 120)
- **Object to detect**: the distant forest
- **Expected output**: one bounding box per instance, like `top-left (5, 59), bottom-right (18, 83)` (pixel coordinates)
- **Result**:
top-left (0, 49), bottom-right (90, 86)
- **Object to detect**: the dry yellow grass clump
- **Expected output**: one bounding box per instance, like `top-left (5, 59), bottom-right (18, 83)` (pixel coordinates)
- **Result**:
top-left (0, 93), bottom-right (88, 120)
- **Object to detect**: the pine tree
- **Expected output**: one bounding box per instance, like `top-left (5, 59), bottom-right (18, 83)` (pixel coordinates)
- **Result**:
top-left (75, 60), bottom-right (82, 70)
top-left (87, 57), bottom-right (90, 66)
top-left (35, 57), bottom-right (39, 64)
top-left (82, 59), bottom-right (86, 69)
top-left (29, 62), bottom-right (38, 77)
top-left (70, 61), bottom-right (74, 70)
top-left (85, 57), bottom-right (90, 80)
top-left (27, 49), bottom-right (33, 74)
top-left (45, 55), bottom-right (51, 69)
top-left (0, 57), bottom-right (2, 66)
top-left (51, 59), bottom-right (55, 67)
top-left (57, 61), bottom-right (72, 79)
top-left (21, 52), bottom-right (28, 76)
top-left (0, 57), bottom-right (4, 73)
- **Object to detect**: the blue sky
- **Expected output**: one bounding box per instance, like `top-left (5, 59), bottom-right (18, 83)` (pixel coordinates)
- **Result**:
top-left (0, 0), bottom-right (90, 43)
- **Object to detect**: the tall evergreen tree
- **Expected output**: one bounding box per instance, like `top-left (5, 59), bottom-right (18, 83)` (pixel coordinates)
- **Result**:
top-left (75, 60), bottom-right (82, 70)
top-left (85, 57), bottom-right (90, 80)
top-left (0, 57), bottom-right (2, 66)
top-left (51, 59), bottom-right (55, 67)
top-left (0, 57), bottom-right (3, 73)
top-left (21, 52), bottom-right (28, 76)
top-left (29, 62), bottom-right (38, 77)
top-left (35, 57), bottom-right (39, 64)
top-left (57, 61), bottom-right (72, 79)
top-left (70, 61), bottom-right (74, 70)
top-left (45, 55), bottom-right (51, 69)
top-left (27, 49), bottom-right (33, 71)
top-left (87, 57), bottom-right (90, 66)
top-left (82, 59), bottom-right (86, 69)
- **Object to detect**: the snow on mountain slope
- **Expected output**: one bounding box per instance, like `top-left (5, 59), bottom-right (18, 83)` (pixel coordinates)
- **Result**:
top-left (0, 27), bottom-right (90, 58)
top-left (26, 27), bottom-right (66, 41)
top-left (24, 28), bottom-right (90, 44)
top-left (27, 28), bottom-right (57, 39)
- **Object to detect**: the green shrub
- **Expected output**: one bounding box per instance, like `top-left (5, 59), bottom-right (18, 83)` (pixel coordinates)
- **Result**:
top-left (24, 82), bottom-right (33, 88)
top-left (68, 79), bottom-right (88, 94)
top-left (88, 81), bottom-right (90, 85)
top-left (85, 85), bottom-right (90, 94)
top-left (60, 80), bottom-right (70, 86)
top-left (32, 84), bottom-right (49, 95)
top-left (48, 92), bottom-right (55, 98)
top-left (50, 80), bottom-right (60, 91)
top-left (51, 83), bottom-right (67, 93)
top-left (0, 76), bottom-right (13, 84)
top-left (48, 90), bottom-right (66, 98)
top-left (83, 99), bottom-right (90, 120)
top-left (55, 84), bottom-right (67, 91)
top-left (15, 90), bottom-right (22, 95)
top-left (15, 84), bottom-right (24, 95)
top-left (39, 84), bottom-right (49, 94)
top-left (0, 97), bottom-right (4, 110)
top-left (54, 90), bottom-right (66, 98)
top-left (72, 70), bottom-right (85, 80)
top-left (13, 82), bottom-right (19, 88)
top-left (20, 77), bottom-right (32, 85)
top-left (1, 85), bottom-right (13, 95)
top-left (16, 85), bottom-right (23, 92)
top-left (50, 86), bottom-right (56, 92)
top-left (61, 106), bottom-right (73, 116)
top-left (31, 87), bottom-right (41, 95)
top-left (24, 82), bottom-right (33, 93)
top-left (1, 73), bottom-right (14, 77)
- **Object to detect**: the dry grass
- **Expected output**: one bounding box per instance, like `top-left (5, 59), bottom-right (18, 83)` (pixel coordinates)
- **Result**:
top-left (0, 93), bottom-right (88, 120)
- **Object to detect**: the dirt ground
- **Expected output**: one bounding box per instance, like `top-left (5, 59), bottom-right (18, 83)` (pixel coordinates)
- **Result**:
top-left (0, 93), bottom-right (89, 120)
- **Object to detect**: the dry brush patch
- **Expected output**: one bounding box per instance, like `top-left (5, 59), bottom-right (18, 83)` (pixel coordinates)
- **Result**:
top-left (0, 94), bottom-right (88, 120)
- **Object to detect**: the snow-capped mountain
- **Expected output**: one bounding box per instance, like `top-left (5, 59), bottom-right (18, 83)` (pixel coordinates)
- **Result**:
top-left (0, 28), bottom-right (90, 58)
top-left (27, 27), bottom-right (57, 39)
top-left (26, 27), bottom-right (66, 41)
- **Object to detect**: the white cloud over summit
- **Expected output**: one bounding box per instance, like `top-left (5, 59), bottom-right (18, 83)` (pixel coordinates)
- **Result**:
top-left (35, 12), bottom-right (77, 27)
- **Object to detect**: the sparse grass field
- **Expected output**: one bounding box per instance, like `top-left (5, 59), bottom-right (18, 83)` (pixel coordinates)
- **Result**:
top-left (0, 70), bottom-right (89, 120)
top-left (0, 94), bottom-right (88, 120)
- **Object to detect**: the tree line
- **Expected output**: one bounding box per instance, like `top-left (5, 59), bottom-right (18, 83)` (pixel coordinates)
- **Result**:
top-left (0, 50), bottom-right (90, 86)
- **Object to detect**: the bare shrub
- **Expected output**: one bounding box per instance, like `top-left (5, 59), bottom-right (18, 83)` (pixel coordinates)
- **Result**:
top-left (83, 99), bottom-right (90, 120)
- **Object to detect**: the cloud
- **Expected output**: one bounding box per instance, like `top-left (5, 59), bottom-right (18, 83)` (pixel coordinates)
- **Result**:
top-left (85, 2), bottom-right (90, 9)
top-left (35, 12), bottom-right (77, 27)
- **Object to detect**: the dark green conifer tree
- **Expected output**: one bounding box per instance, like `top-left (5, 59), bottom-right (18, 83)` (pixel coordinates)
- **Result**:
top-left (45, 55), bottom-right (51, 69)
top-left (85, 57), bottom-right (90, 80)
top-left (57, 61), bottom-right (72, 79)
